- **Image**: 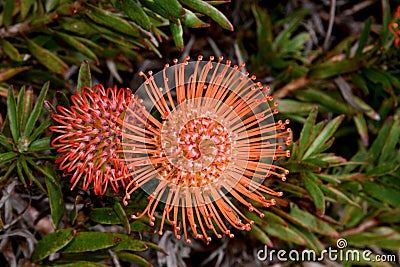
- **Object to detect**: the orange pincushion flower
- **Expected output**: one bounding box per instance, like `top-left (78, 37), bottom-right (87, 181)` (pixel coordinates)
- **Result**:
top-left (50, 85), bottom-right (133, 195)
top-left (121, 56), bottom-right (291, 243)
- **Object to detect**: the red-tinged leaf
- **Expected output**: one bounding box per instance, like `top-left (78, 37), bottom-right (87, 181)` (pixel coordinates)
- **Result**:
top-left (32, 228), bottom-right (76, 262)
top-left (0, 67), bottom-right (31, 83)
top-left (25, 38), bottom-right (69, 75)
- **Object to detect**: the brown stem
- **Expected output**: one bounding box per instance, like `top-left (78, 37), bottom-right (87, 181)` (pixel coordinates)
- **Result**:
top-left (272, 76), bottom-right (309, 99)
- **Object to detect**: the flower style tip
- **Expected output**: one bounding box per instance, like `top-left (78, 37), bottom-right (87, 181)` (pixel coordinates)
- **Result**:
top-left (122, 56), bottom-right (291, 243)
top-left (50, 85), bottom-right (133, 195)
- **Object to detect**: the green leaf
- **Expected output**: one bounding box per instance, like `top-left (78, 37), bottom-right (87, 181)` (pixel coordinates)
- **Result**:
top-left (182, 9), bottom-right (209, 28)
top-left (44, 163), bottom-right (64, 228)
top-left (0, 67), bottom-right (31, 82)
top-left (28, 137), bottom-right (51, 152)
top-left (262, 224), bottom-right (307, 246)
top-left (353, 112), bottom-right (369, 146)
top-left (2, 39), bottom-right (25, 62)
top-left (319, 184), bottom-right (360, 207)
top-left (179, 0), bottom-right (233, 31)
top-left (378, 115), bottom-right (400, 164)
top-left (379, 209), bottom-right (400, 223)
top-left (363, 181), bottom-right (400, 207)
top-left (111, 234), bottom-right (148, 251)
top-left (25, 38), bottom-right (69, 75)
top-left (20, 0), bottom-right (32, 20)
top-left (86, 5), bottom-right (140, 37)
top-left (303, 115), bottom-right (344, 159)
top-left (50, 262), bottom-right (109, 267)
top-left (3, 0), bottom-right (15, 27)
top-left (0, 134), bottom-right (13, 151)
top-left (60, 232), bottom-right (126, 253)
top-left (249, 224), bottom-right (273, 247)
top-left (154, 0), bottom-right (185, 21)
top-left (29, 120), bottom-right (52, 143)
top-left (113, 202), bottom-right (130, 233)
top-left (355, 17), bottom-right (372, 57)
top-left (45, 0), bottom-right (59, 12)
top-left (170, 20), bottom-right (184, 51)
top-left (303, 173), bottom-right (325, 215)
top-left (298, 107), bottom-right (318, 158)
top-left (77, 60), bottom-right (92, 94)
top-left (0, 151), bottom-right (18, 166)
top-left (16, 86), bottom-right (26, 135)
top-left (7, 86), bottom-right (19, 143)
top-left (55, 32), bottom-right (98, 62)
top-left (116, 252), bottom-right (151, 267)
top-left (290, 206), bottom-right (339, 237)
top-left (24, 81), bottom-right (49, 137)
top-left (32, 228), bottom-right (76, 262)
top-left (90, 208), bottom-right (122, 224)
top-left (122, 0), bottom-right (151, 31)
top-left (20, 86), bottom-right (34, 134)
top-left (20, 158), bottom-right (46, 192)
top-left (71, 195), bottom-right (82, 225)
top-left (308, 58), bottom-right (365, 79)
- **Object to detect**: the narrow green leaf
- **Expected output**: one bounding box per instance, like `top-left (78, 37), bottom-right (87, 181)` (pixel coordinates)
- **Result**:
top-left (298, 107), bottom-right (318, 158)
top-left (351, 73), bottom-right (369, 95)
top-left (21, 87), bottom-right (34, 133)
top-left (275, 99), bottom-right (315, 115)
top-left (45, 0), bottom-right (59, 12)
top-left (154, 0), bottom-right (184, 20)
top-left (51, 262), bottom-right (109, 267)
top-left (295, 88), bottom-right (350, 114)
top-left (249, 224), bottom-right (273, 247)
top-left (353, 112), bottom-right (369, 146)
top-left (7, 86), bottom-right (19, 143)
top-left (86, 5), bottom-right (140, 37)
top-left (28, 137), bottom-right (51, 152)
top-left (16, 158), bottom-right (27, 186)
top-left (24, 81), bottom-right (49, 137)
top-left (308, 58), bottom-right (365, 79)
top-left (262, 224), bottom-right (306, 246)
top-left (0, 161), bottom-right (16, 184)
top-left (122, 0), bottom-right (151, 30)
top-left (379, 209), bottom-right (400, 223)
top-left (44, 163), bottom-right (64, 228)
top-left (113, 202), bottom-right (131, 234)
top-left (0, 151), bottom-right (18, 166)
top-left (303, 174), bottom-right (325, 215)
top-left (55, 31), bottom-right (98, 62)
top-left (2, 39), bottom-right (25, 62)
top-left (378, 115), bottom-right (400, 164)
top-left (179, 0), bottom-right (233, 31)
top-left (90, 208), bottom-right (122, 224)
top-left (303, 115), bottom-right (344, 159)
top-left (319, 184), bottom-right (360, 207)
top-left (71, 195), bottom-right (82, 225)
top-left (111, 234), bottom-right (148, 251)
top-left (77, 60), bottom-right (92, 94)
top-left (20, 158), bottom-right (46, 192)
top-left (0, 67), bottom-right (31, 82)
top-left (16, 86), bottom-right (26, 135)
top-left (29, 120), bottom-right (52, 143)
top-left (3, 0), bottom-right (15, 27)
top-left (170, 20), bottom-right (184, 51)
top-left (0, 134), bottom-right (13, 151)
top-left (182, 9), bottom-right (209, 28)
top-left (25, 38), bottom-right (69, 75)
top-left (363, 181), bottom-right (400, 207)
top-left (290, 206), bottom-right (339, 237)
top-left (355, 17), bottom-right (372, 57)
top-left (20, 0), bottom-right (33, 20)
top-left (60, 232), bottom-right (122, 253)
top-left (32, 228), bottom-right (76, 262)
top-left (116, 252), bottom-right (151, 267)
top-left (26, 157), bottom-right (57, 184)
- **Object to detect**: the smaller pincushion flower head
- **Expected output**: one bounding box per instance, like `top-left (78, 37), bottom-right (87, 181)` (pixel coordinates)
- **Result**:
top-left (121, 56), bottom-right (292, 243)
top-left (50, 85), bottom-right (134, 195)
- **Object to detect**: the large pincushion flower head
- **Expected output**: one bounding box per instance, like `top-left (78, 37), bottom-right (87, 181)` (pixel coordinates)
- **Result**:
top-left (50, 85), bottom-right (133, 195)
top-left (121, 56), bottom-right (292, 244)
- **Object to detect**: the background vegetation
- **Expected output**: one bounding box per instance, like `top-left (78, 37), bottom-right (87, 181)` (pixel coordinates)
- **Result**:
top-left (1, 0), bottom-right (400, 266)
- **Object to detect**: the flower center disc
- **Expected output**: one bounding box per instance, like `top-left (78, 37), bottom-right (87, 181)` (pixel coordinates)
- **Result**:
top-left (160, 99), bottom-right (233, 188)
